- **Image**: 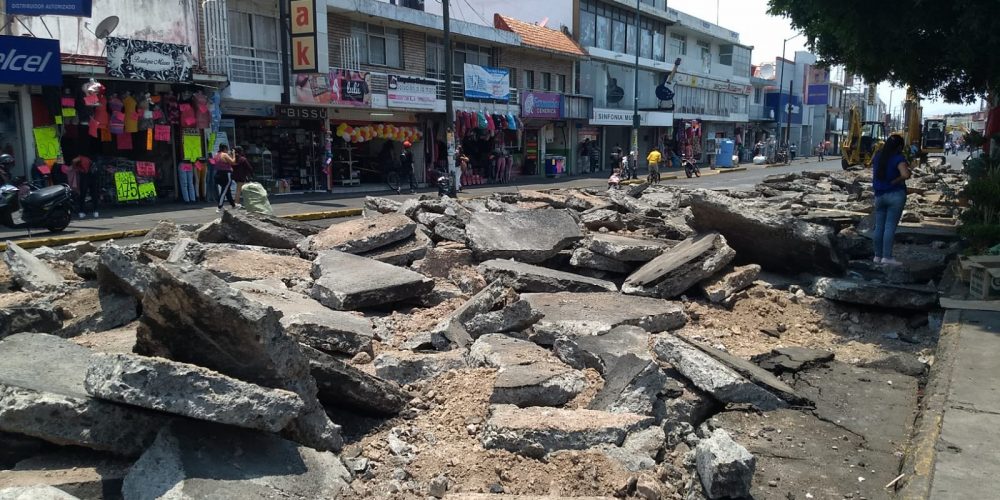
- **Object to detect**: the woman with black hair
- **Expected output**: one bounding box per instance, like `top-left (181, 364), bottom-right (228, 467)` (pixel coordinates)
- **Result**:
top-left (871, 134), bottom-right (911, 266)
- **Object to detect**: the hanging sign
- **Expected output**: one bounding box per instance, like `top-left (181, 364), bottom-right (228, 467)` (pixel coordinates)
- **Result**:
top-left (32, 126), bottom-right (60, 159)
top-left (105, 37), bottom-right (194, 82)
top-left (289, 0), bottom-right (318, 73)
top-left (6, 0), bottom-right (91, 16)
top-left (463, 64), bottom-right (510, 101)
top-left (0, 36), bottom-right (61, 86)
top-left (137, 182), bottom-right (157, 199)
top-left (387, 75), bottom-right (437, 110)
top-left (136, 161), bottom-right (156, 177)
top-left (114, 171), bottom-right (139, 201)
top-left (182, 133), bottom-right (203, 161)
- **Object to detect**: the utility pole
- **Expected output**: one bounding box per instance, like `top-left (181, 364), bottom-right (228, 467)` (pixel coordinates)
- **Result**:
top-left (777, 33), bottom-right (801, 164)
top-left (279, 0), bottom-right (291, 105)
top-left (784, 78), bottom-right (793, 160)
top-left (443, 0), bottom-right (455, 181)
top-left (630, 0), bottom-right (641, 164)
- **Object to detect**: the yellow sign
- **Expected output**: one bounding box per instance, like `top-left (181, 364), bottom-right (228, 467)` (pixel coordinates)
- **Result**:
top-left (32, 126), bottom-right (60, 160)
top-left (114, 171), bottom-right (139, 201)
top-left (138, 182), bottom-right (156, 199)
top-left (182, 134), bottom-right (202, 161)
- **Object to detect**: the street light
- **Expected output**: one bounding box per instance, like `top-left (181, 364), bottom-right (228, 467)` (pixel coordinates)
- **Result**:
top-left (777, 32), bottom-right (802, 164)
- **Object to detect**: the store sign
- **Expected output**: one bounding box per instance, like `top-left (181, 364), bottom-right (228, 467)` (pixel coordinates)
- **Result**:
top-left (105, 37), bottom-right (193, 82)
top-left (275, 104), bottom-right (328, 120)
top-left (521, 92), bottom-right (562, 119)
top-left (590, 108), bottom-right (673, 127)
top-left (289, 0), bottom-right (318, 73)
top-left (806, 84), bottom-right (829, 106)
top-left (463, 64), bottom-right (509, 101)
top-left (673, 73), bottom-right (751, 95)
top-left (387, 75), bottom-right (437, 109)
top-left (6, 0), bottom-right (91, 16)
top-left (330, 68), bottom-right (371, 107)
top-left (0, 36), bottom-right (60, 86)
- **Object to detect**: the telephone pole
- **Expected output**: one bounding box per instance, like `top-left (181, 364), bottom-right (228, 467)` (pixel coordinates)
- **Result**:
top-left (443, 0), bottom-right (455, 175)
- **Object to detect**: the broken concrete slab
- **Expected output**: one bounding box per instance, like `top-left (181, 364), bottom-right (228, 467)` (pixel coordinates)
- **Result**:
top-left (429, 280), bottom-right (511, 349)
top-left (373, 350), bottom-right (467, 386)
top-left (304, 347), bottom-right (408, 416)
top-left (135, 263), bottom-right (341, 452)
top-left (220, 209), bottom-right (318, 249)
top-left (359, 229), bottom-right (431, 267)
top-left (588, 355), bottom-right (668, 416)
top-left (0, 333), bottom-right (166, 456)
top-left (580, 209), bottom-right (626, 231)
top-left (553, 325), bottom-right (650, 374)
top-left (479, 259), bottom-right (617, 293)
top-left (524, 292), bottom-right (687, 342)
top-left (201, 246), bottom-right (312, 283)
top-left (310, 250), bottom-right (434, 310)
top-left (0, 486), bottom-right (79, 500)
top-left (683, 338), bottom-right (809, 407)
top-left (753, 347), bottom-right (834, 373)
top-left (622, 232), bottom-right (735, 299)
top-left (143, 220), bottom-right (183, 241)
top-left (465, 210), bottom-right (582, 263)
top-left (480, 404), bottom-right (653, 458)
top-left (53, 289), bottom-right (138, 339)
top-left (696, 428), bottom-right (755, 500)
top-left (688, 189), bottom-right (847, 274)
top-left (303, 212), bottom-right (416, 255)
top-left (96, 245), bottom-right (153, 300)
top-left (463, 299), bottom-right (543, 338)
top-left (698, 264), bottom-right (761, 304)
top-left (412, 245), bottom-right (475, 279)
top-left (363, 195), bottom-right (402, 215)
top-left (122, 421), bottom-right (351, 500)
top-left (811, 277), bottom-right (939, 310)
top-left (469, 335), bottom-right (585, 407)
top-left (0, 449), bottom-right (129, 500)
top-left (232, 280), bottom-right (373, 356)
top-left (0, 298), bottom-right (61, 340)
top-left (84, 352), bottom-right (305, 432)
top-left (587, 234), bottom-right (669, 262)
top-left (3, 242), bottom-right (64, 292)
top-left (72, 253), bottom-right (99, 280)
top-left (652, 334), bottom-right (787, 410)
top-left (569, 247), bottom-right (632, 274)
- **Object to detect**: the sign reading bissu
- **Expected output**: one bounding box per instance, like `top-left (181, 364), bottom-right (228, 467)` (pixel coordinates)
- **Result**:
top-left (275, 104), bottom-right (328, 120)
top-left (290, 0), bottom-right (318, 73)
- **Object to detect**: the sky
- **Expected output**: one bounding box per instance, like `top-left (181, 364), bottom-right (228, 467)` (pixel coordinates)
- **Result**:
top-left (667, 0), bottom-right (982, 116)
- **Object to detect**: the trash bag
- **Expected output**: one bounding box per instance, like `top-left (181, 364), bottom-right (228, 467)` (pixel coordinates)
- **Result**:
top-left (240, 182), bottom-right (272, 215)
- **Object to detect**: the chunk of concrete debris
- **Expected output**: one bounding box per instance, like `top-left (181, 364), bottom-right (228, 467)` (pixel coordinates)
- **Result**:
top-left (122, 421), bottom-right (351, 500)
top-left (569, 247), bottom-right (633, 274)
top-left (0, 486), bottom-right (80, 500)
top-left (53, 290), bottom-right (138, 339)
top-left (220, 209), bottom-right (318, 249)
top-left (201, 246), bottom-right (312, 283)
top-left (580, 208), bottom-right (626, 231)
top-left (84, 353), bottom-right (305, 432)
top-left (652, 334), bottom-right (787, 410)
top-left (72, 252), bottom-right (99, 280)
top-left (463, 299), bottom-right (543, 338)
top-left (143, 220), bottom-right (182, 241)
top-left (688, 189), bottom-right (846, 274)
top-left (374, 350), bottom-right (467, 386)
top-left (303, 212), bottom-right (416, 255)
top-left (96, 245), bottom-right (153, 299)
top-left (683, 338), bottom-right (809, 406)
top-left (0, 333), bottom-right (166, 456)
top-left (587, 234), bottom-right (669, 262)
top-left (232, 280), bottom-right (373, 356)
top-left (465, 210), bottom-right (582, 263)
top-left (411, 245), bottom-right (475, 279)
top-left (3, 241), bottom-right (64, 292)
top-left (698, 264), bottom-right (761, 303)
top-left (363, 195), bottom-right (402, 215)
top-left (524, 292), bottom-right (687, 342)
top-left (359, 229), bottom-right (431, 267)
top-left (622, 232), bottom-right (735, 299)
top-left (480, 404), bottom-right (653, 458)
top-left (469, 335), bottom-right (586, 407)
top-left (310, 250), bottom-right (434, 310)
top-left (305, 347), bottom-right (408, 416)
top-left (136, 263), bottom-right (341, 452)
top-left (553, 325), bottom-right (650, 373)
top-left (811, 277), bottom-right (939, 310)
top-left (430, 280), bottom-right (512, 348)
top-left (0, 298), bottom-right (61, 339)
top-left (754, 347), bottom-right (835, 373)
top-left (479, 259), bottom-right (617, 293)
top-left (588, 355), bottom-right (668, 416)
top-left (0, 449), bottom-right (131, 500)
top-left (696, 428), bottom-right (756, 500)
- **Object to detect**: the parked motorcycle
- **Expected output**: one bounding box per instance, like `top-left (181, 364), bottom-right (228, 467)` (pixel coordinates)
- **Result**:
top-left (436, 167), bottom-right (456, 198)
top-left (682, 157), bottom-right (701, 178)
top-left (0, 155), bottom-right (74, 234)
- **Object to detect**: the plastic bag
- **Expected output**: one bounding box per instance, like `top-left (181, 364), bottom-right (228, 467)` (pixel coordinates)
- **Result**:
top-left (240, 182), bottom-right (272, 215)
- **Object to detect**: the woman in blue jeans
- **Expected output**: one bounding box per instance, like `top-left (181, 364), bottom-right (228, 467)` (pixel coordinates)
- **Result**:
top-left (871, 134), bottom-right (911, 266)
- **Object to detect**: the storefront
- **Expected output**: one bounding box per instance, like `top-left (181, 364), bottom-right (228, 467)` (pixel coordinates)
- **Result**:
top-left (454, 64), bottom-right (520, 186)
top-left (1, 35), bottom-right (61, 181)
top-left (521, 91), bottom-right (567, 177)
top-left (589, 108), bottom-right (674, 171)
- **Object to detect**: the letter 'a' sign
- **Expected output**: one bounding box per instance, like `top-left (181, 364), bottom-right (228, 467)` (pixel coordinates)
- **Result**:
top-left (0, 36), bottom-right (61, 86)
top-left (290, 0), bottom-right (318, 73)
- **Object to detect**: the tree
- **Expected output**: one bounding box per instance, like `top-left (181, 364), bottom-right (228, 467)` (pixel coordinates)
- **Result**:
top-left (767, 0), bottom-right (1000, 103)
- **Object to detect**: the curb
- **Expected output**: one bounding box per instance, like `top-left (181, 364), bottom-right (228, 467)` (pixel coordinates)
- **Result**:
top-left (0, 207), bottom-right (362, 251)
top-left (714, 167), bottom-right (748, 174)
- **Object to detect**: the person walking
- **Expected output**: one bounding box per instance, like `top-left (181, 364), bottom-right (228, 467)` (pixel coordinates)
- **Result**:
top-left (871, 134), bottom-right (911, 266)
top-left (72, 155), bottom-right (100, 218)
top-left (214, 144), bottom-right (236, 212)
top-left (232, 146), bottom-right (253, 206)
top-left (400, 141), bottom-right (417, 193)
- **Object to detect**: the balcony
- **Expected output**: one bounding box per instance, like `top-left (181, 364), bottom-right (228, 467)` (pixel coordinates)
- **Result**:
top-left (435, 77), bottom-right (519, 106)
top-left (749, 103), bottom-right (773, 121)
top-left (229, 55), bottom-right (282, 86)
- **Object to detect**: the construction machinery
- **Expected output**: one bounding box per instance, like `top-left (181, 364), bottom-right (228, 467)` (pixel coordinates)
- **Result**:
top-left (841, 106), bottom-right (887, 170)
top-left (902, 86), bottom-right (947, 164)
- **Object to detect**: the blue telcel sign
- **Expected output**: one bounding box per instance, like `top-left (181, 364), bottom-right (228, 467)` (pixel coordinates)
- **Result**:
top-left (0, 36), bottom-right (62, 86)
top-left (6, 0), bottom-right (93, 17)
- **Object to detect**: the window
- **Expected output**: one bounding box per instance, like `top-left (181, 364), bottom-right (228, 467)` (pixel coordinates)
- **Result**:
top-left (732, 46), bottom-right (751, 78)
top-left (753, 87), bottom-right (762, 104)
top-left (596, 15), bottom-right (610, 50)
top-left (697, 40), bottom-right (711, 73)
top-left (524, 70), bottom-right (535, 90)
top-left (508, 67), bottom-right (518, 89)
top-left (352, 23), bottom-right (402, 68)
top-left (580, 11), bottom-right (596, 47)
top-left (611, 19), bottom-right (626, 53)
top-left (640, 26), bottom-right (653, 59)
top-left (580, 0), bottom-right (664, 57)
top-left (669, 33), bottom-right (686, 56)
top-left (542, 72), bottom-right (552, 91)
top-left (653, 31), bottom-right (665, 62)
top-left (626, 23), bottom-right (637, 55)
top-left (719, 44), bottom-right (733, 66)
top-left (556, 74), bottom-right (566, 93)
top-left (228, 11), bottom-right (281, 85)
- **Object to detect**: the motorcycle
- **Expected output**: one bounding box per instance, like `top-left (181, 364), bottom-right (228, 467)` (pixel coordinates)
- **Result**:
top-left (0, 179), bottom-right (74, 234)
top-left (436, 167), bottom-right (456, 198)
top-left (682, 157), bottom-right (701, 178)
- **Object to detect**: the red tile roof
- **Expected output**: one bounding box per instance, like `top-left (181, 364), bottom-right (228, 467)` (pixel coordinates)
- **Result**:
top-left (494, 14), bottom-right (587, 58)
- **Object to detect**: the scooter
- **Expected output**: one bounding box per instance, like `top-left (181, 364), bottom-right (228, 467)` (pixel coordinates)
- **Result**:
top-left (0, 179), bottom-right (74, 233)
top-left (682, 157), bottom-right (701, 178)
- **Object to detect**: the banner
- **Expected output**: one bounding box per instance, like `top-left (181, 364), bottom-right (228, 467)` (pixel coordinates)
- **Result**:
top-left (387, 75), bottom-right (437, 109)
top-left (105, 37), bottom-right (194, 82)
top-left (329, 69), bottom-right (372, 107)
top-left (463, 64), bottom-right (510, 101)
top-left (521, 92), bottom-right (562, 119)
top-left (6, 0), bottom-right (91, 16)
top-left (0, 36), bottom-right (61, 86)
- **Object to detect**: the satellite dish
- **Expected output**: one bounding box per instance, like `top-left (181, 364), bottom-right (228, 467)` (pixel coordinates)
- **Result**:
top-left (94, 16), bottom-right (119, 40)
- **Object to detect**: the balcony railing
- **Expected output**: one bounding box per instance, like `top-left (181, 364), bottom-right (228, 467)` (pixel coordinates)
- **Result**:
top-left (229, 55), bottom-right (282, 86)
top-left (434, 77), bottom-right (519, 106)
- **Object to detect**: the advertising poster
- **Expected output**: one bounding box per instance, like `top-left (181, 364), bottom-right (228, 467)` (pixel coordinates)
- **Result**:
top-left (463, 64), bottom-right (510, 101)
top-left (521, 91), bottom-right (562, 119)
top-left (105, 37), bottom-right (194, 82)
top-left (387, 74), bottom-right (437, 109)
top-left (330, 68), bottom-right (372, 107)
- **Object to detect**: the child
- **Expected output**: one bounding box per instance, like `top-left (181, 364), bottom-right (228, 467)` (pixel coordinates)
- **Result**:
top-left (608, 168), bottom-right (622, 189)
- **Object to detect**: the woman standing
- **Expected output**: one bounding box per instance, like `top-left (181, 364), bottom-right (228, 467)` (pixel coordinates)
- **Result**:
top-left (232, 146), bottom-right (253, 207)
top-left (72, 155), bottom-right (99, 219)
top-left (871, 134), bottom-right (911, 266)
top-left (214, 144), bottom-right (236, 212)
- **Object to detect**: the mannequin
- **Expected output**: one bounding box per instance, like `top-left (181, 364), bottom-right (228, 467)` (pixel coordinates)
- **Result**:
top-left (123, 90), bottom-right (138, 133)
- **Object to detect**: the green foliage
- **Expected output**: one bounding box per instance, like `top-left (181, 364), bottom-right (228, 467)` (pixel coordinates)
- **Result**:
top-left (959, 153), bottom-right (1000, 251)
top-left (767, 0), bottom-right (1000, 103)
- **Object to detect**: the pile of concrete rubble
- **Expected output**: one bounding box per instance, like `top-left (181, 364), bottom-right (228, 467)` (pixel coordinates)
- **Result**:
top-left (0, 163), bottom-right (965, 499)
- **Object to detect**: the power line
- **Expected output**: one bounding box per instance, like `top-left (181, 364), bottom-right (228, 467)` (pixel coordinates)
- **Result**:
top-left (462, 0), bottom-right (489, 25)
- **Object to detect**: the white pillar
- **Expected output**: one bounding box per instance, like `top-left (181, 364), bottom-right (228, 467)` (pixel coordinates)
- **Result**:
top-left (17, 85), bottom-right (34, 179)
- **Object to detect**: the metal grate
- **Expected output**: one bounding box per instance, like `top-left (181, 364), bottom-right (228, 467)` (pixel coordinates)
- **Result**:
top-left (229, 56), bottom-right (281, 86)
top-left (339, 37), bottom-right (361, 71)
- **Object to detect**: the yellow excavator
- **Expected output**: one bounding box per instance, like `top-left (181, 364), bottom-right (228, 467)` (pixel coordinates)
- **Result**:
top-left (902, 86), bottom-right (946, 165)
top-left (841, 106), bottom-right (887, 170)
